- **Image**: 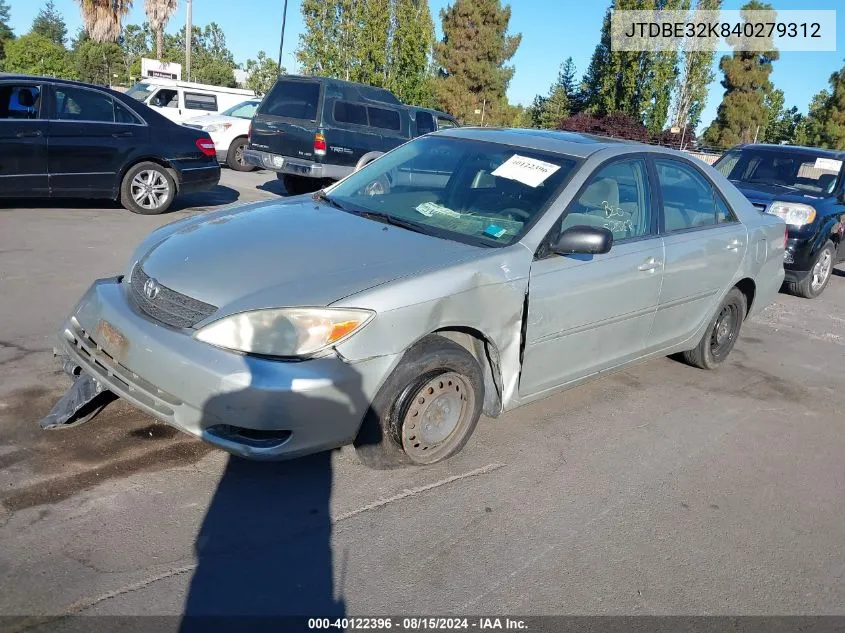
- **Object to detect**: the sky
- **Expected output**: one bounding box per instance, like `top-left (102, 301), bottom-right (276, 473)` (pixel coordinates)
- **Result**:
top-left (8, 0), bottom-right (845, 131)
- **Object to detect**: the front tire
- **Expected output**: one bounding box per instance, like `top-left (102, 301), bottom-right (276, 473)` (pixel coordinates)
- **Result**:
top-left (226, 137), bottom-right (254, 172)
top-left (682, 287), bottom-right (746, 370)
top-left (120, 162), bottom-right (176, 215)
top-left (784, 241), bottom-right (835, 299)
top-left (354, 335), bottom-right (484, 469)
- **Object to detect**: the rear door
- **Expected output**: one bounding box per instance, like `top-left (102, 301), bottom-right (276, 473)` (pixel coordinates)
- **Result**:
top-left (249, 78), bottom-right (322, 162)
top-left (48, 85), bottom-right (148, 197)
top-left (647, 156), bottom-right (748, 350)
top-left (0, 81), bottom-right (48, 196)
top-left (183, 90), bottom-right (218, 119)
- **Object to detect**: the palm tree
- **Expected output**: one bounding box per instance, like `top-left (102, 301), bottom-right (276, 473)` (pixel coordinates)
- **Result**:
top-left (145, 0), bottom-right (178, 60)
top-left (77, 0), bottom-right (133, 43)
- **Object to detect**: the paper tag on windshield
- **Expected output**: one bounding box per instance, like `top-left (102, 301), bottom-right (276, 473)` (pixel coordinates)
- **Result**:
top-left (814, 157), bottom-right (842, 172)
top-left (416, 202), bottom-right (460, 218)
top-left (492, 154), bottom-right (561, 188)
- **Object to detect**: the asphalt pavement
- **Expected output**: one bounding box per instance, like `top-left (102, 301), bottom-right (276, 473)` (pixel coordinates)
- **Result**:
top-left (1, 168), bottom-right (844, 627)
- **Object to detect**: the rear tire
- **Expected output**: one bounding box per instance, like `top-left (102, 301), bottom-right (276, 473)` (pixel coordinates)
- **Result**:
top-left (281, 173), bottom-right (320, 196)
top-left (682, 287), bottom-right (746, 370)
top-left (354, 335), bottom-right (484, 469)
top-left (226, 137), bottom-right (253, 172)
top-left (120, 162), bottom-right (176, 215)
top-left (784, 241), bottom-right (835, 299)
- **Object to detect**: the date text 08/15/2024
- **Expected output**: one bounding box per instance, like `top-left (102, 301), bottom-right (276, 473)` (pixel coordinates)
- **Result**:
top-left (307, 618), bottom-right (529, 630)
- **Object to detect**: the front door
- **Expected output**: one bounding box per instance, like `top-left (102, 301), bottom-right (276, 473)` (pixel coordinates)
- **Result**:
top-left (148, 87), bottom-right (181, 121)
top-left (647, 157), bottom-right (748, 350)
top-left (48, 85), bottom-right (146, 197)
top-left (0, 82), bottom-right (48, 196)
top-left (520, 157), bottom-right (664, 397)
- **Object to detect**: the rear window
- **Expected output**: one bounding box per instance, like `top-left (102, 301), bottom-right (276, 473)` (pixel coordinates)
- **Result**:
top-left (262, 80), bottom-right (320, 120)
top-left (437, 116), bottom-right (458, 130)
top-left (334, 100), bottom-right (367, 126)
top-left (415, 111), bottom-right (435, 135)
top-left (367, 106), bottom-right (400, 131)
top-left (185, 92), bottom-right (217, 112)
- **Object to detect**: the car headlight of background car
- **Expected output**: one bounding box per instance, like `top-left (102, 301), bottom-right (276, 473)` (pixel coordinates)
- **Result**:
top-left (767, 202), bottom-right (816, 227)
top-left (203, 122), bottom-right (232, 133)
top-left (194, 307), bottom-right (375, 357)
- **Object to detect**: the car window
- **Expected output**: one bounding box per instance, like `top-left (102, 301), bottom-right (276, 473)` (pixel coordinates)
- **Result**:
top-left (561, 159), bottom-right (652, 241)
top-left (125, 82), bottom-right (155, 102)
top-left (714, 148), bottom-right (842, 197)
top-left (185, 92), bottom-right (217, 112)
top-left (367, 106), bottom-right (401, 131)
top-left (150, 88), bottom-right (178, 108)
top-left (54, 87), bottom-right (117, 123)
top-left (261, 79), bottom-right (320, 120)
top-left (0, 85), bottom-right (42, 119)
top-left (221, 100), bottom-right (259, 118)
top-left (415, 111), bottom-right (435, 135)
top-left (656, 159), bottom-right (719, 232)
top-left (716, 196), bottom-right (736, 224)
top-left (437, 116), bottom-right (458, 130)
top-left (333, 100), bottom-right (367, 126)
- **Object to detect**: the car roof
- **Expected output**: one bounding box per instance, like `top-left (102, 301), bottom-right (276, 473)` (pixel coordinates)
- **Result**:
top-left (0, 73), bottom-right (114, 90)
top-left (733, 143), bottom-right (845, 159)
top-left (436, 127), bottom-right (648, 159)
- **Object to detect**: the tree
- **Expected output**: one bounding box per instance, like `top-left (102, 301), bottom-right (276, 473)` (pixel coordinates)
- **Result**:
top-left (32, 1), bottom-right (67, 45)
top-left (386, 0), bottom-right (436, 106)
top-left (144, 0), bottom-right (177, 60)
top-left (351, 0), bottom-right (390, 86)
top-left (297, 0), bottom-right (342, 77)
top-left (795, 89), bottom-right (829, 147)
top-left (0, 0), bottom-right (15, 61)
top-left (800, 62), bottom-right (845, 149)
top-left (671, 0), bottom-right (722, 132)
top-left (433, 0), bottom-right (521, 122)
top-left (759, 87), bottom-right (784, 142)
top-left (539, 61), bottom-right (572, 129)
top-left (119, 22), bottom-right (152, 80)
top-left (244, 50), bottom-right (282, 95)
top-left (642, 0), bottom-right (690, 134)
top-left (2, 32), bottom-right (75, 78)
top-left (158, 22), bottom-right (237, 87)
top-left (703, 0), bottom-right (779, 148)
top-left (523, 94), bottom-right (547, 128)
top-left (77, 0), bottom-right (133, 43)
top-left (74, 38), bottom-right (123, 85)
top-left (558, 112), bottom-right (650, 142)
top-left (581, 6), bottom-right (613, 115)
top-left (558, 56), bottom-right (584, 113)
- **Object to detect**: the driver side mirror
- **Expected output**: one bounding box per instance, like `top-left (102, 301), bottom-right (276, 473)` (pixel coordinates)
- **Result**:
top-left (551, 225), bottom-right (613, 256)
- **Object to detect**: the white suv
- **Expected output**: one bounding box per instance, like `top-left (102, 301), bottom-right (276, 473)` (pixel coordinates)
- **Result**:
top-left (183, 99), bottom-right (261, 171)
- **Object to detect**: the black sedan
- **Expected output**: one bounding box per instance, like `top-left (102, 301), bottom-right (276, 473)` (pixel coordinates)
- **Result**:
top-left (0, 75), bottom-right (220, 214)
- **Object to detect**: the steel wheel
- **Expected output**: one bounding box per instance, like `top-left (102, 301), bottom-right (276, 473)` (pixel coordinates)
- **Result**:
top-left (709, 303), bottom-right (739, 361)
top-left (400, 371), bottom-right (476, 464)
top-left (130, 170), bottom-right (170, 211)
top-left (811, 247), bottom-right (833, 293)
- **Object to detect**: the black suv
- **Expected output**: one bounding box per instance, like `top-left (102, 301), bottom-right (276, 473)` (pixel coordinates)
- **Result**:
top-left (244, 75), bottom-right (458, 195)
top-left (714, 144), bottom-right (845, 298)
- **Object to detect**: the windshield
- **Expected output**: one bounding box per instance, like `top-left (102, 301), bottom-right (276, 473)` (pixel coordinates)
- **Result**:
top-left (125, 82), bottom-right (155, 102)
top-left (325, 136), bottom-right (578, 247)
top-left (222, 100), bottom-right (260, 119)
top-left (714, 148), bottom-right (843, 197)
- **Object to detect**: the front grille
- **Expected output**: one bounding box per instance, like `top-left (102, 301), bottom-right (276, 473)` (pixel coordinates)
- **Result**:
top-left (129, 266), bottom-right (217, 329)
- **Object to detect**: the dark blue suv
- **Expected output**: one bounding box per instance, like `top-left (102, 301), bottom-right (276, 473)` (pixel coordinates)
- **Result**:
top-left (714, 144), bottom-right (845, 298)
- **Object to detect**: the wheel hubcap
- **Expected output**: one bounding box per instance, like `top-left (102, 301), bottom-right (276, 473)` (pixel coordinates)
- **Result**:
top-left (130, 170), bottom-right (169, 209)
top-left (401, 372), bottom-right (473, 461)
top-left (235, 145), bottom-right (245, 165)
top-left (811, 249), bottom-right (832, 292)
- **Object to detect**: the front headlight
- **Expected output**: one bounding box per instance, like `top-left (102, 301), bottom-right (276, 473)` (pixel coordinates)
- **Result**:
top-left (194, 307), bottom-right (374, 357)
top-left (767, 201), bottom-right (816, 227)
top-left (203, 122), bottom-right (231, 133)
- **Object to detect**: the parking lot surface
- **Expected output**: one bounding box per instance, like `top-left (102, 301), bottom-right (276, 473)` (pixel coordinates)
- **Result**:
top-left (1, 168), bottom-right (844, 625)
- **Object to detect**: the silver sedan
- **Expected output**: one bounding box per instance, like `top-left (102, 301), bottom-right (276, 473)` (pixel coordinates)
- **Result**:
top-left (44, 128), bottom-right (786, 467)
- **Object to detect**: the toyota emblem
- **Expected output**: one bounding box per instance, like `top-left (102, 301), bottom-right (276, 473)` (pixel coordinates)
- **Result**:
top-left (143, 278), bottom-right (160, 300)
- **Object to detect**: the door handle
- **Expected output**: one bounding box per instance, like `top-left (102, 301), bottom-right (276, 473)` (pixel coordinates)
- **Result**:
top-left (111, 131), bottom-right (133, 138)
top-left (638, 257), bottom-right (661, 272)
top-left (15, 130), bottom-right (43, 138)
top-left (725, 239), bottom-right (744, 251)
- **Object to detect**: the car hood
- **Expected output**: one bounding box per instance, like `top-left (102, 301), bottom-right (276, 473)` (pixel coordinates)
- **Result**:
top-left (731, 180), bottom-right (828, 206)
top-left (139, 198), bottom-right (484, 315)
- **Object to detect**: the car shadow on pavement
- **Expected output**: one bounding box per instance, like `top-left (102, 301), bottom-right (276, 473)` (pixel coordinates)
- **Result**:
top-left (179, 358), bottom-right (374, 630)
top-left (256, 176), bottom-right (289, 197)
top-left (164, 186), bottom-right (241, 213)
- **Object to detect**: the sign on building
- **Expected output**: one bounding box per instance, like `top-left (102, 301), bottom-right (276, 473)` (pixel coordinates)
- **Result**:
top-left (141, 58), bottom-right (182, 81)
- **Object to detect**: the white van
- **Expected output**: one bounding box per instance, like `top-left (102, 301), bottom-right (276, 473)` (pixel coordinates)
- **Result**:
top-left (124, 79), bottom-right (255, 123)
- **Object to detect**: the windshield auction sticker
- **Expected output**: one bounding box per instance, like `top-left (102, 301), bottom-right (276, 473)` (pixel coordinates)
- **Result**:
top-left (814, 158), bottom-right (843, 172)
top-left (492, 155), bottom-right (561, 188)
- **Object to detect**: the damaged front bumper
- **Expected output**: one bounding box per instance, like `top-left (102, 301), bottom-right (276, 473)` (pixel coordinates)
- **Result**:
top-left (50, 277), bottom-right (398, 460)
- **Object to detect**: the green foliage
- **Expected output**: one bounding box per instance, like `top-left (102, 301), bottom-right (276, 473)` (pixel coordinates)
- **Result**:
top-left (703, 0), bottom-right (780, 148)
top-left (2, 32), bottom-right (75, 78)
top-left (800, 63), bottom-right (845, 150)
top-left (386, 0), bottom-right (436, 106)
top-left (244, 50), bottom-right (282, 95)
top-left (74, 38), bottom-right (124, 85)
top-left (158, 23), bottom-right (238, 87)
top-left (523, 94), bottom-right (546, 129)
top-left (538, 61), bottom-right (574, 129)
top-left (32, 0), bottom-right (67, 45)
top-left (433, 0), bottom-right (521, 122)
top-left (118, 22), bottom-right (152, 80)
top-left (0, 0), bottom-right (14, 60)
